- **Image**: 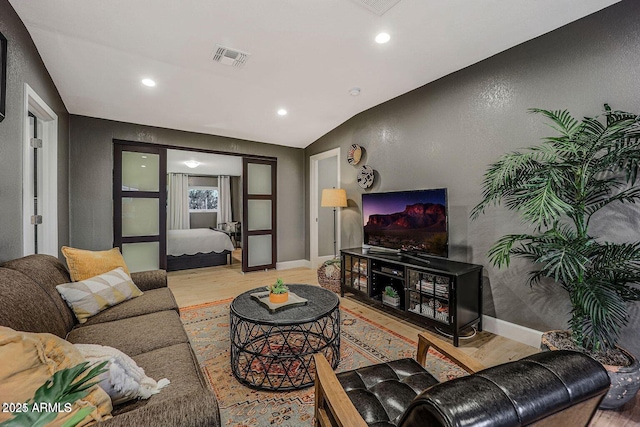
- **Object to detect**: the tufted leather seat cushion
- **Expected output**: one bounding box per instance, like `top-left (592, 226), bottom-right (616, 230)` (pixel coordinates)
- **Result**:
top-left (397, 350), bottom-right (610, 427)
top-left (336, 358), bottom-right (438, 426)
top-left (336, 351), bottom-right (610, 427)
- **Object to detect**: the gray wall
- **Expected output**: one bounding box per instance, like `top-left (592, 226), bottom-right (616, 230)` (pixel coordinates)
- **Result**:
top-left (305, 1), bottom-right (640, 356)
top-left (0, 0), bottom-right (69, 261)
top-left (190, 212), bottom-right (216, 229)
top-left (69, 115), bottom-right (305, 262)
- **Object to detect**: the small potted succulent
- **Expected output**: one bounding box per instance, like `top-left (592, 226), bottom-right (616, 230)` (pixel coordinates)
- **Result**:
top-left (382, 286), bottom-right (401, 307)
top-left (266, 278), bottom-right (289, 304)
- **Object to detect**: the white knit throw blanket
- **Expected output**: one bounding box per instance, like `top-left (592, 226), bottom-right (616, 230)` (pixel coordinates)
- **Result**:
top-left (75, 343), bottom-right (170, 405)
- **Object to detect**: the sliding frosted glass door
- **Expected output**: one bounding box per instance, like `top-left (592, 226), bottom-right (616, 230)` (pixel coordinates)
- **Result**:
top-left (242, 158), bottom-right (277, 272)
top-left (113, 142), bottom-right (167, 272)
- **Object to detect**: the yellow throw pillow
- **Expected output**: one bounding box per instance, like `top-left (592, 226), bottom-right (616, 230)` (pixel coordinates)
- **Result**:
top-left (56, 268), bottom-right (143, 323)
top-left (0, 326), bottom-right (112, 426)
top-left (62, 246), bottom-right (130, 282)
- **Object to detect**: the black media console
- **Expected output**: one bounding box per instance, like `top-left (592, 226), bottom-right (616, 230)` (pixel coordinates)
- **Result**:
top-left (341, 247), bottom-right (483, 346)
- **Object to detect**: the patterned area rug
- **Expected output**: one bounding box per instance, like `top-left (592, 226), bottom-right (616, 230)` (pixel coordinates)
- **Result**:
top-left (181, 299), bottom-right (467, 427)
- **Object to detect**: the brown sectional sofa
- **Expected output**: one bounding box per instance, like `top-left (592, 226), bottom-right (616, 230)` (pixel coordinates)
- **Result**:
top-left (0, 254), bottom-right (220, 426)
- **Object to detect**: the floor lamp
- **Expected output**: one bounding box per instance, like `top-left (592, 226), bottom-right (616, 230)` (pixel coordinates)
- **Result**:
top-left (321, 188), bottom-right (348, 258)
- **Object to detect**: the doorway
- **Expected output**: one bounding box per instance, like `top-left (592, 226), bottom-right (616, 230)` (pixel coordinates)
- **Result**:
top-left (113, 141), bottom-right (276, 272)
top-left (310, 148), bottom-right (340, 268)
top-left (166, 149), bottom-right (243, 267)
top-left (22, 84), bottom-right (58, 256)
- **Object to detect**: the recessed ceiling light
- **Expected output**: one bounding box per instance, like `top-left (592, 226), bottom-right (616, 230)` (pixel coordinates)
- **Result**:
top-left (141, 165), bottom-right (146, 168)
top-left (277, 109), bottom-right (288, 116)
top-left (349, 88), bottom-right (361, 96)
top-left (184, 160), bottom-right (200, 168)
top-left (375, 33), bottom-right (391, 44)
top-left (141, 155), bottom-right (147, 159)
top-left (141, 78), bottom-right (156, 87)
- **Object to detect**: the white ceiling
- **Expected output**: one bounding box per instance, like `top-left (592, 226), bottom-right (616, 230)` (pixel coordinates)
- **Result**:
top-left (167, 150), bottom-right (242, 176)
top-left (10, 0), bottom-right (619, 148)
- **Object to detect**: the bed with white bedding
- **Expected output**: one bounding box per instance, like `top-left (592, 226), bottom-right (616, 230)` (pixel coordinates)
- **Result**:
top-left (167, 228), bottom-right (235, 271)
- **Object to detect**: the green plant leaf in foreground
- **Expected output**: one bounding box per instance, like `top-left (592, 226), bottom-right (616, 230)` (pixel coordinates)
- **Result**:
top-left (0, 361), bottom-right (108, 427)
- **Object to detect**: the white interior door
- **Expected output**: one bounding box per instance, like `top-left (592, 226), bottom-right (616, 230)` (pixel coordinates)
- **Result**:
top-left (22, 84), bottom-right (58, 257)
top-left (310, 148), bottom-right (340, 268)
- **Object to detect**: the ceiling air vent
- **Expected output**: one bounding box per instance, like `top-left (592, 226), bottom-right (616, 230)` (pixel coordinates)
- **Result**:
top-left (212, 45), bottom-right (250, 68)
top-left (350, 0), bottom-right (401, 16)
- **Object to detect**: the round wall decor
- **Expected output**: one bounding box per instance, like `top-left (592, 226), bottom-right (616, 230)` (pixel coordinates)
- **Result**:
top-left (347, 144), bottom-right (363, 165)
top-left (357, 165), bottom-right (374, 189)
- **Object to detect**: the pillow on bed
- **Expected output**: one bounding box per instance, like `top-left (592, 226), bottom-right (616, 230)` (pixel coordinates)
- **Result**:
top-left (62, 246), bottom-right (130, 282)
top-left (56, 268), bottom-right (143, 323)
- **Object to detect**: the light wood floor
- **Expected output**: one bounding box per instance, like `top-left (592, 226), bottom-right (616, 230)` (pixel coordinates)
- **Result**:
top-left (168, 251), bottom-right (637, 426)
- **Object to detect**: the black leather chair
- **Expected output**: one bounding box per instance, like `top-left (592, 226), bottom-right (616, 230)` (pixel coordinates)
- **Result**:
top-left (314, 331), bottom-right (610, 427)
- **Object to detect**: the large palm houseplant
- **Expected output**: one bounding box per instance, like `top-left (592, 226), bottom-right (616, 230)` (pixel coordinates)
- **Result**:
top-left (471, 105), bottom-right (640, 408)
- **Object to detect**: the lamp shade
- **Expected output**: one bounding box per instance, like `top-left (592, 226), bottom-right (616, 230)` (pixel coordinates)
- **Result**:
top-left (321, 188), bottom-right (347, 208)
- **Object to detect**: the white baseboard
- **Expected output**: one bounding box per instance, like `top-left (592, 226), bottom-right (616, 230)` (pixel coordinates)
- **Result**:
top-left (482, 315), bottom-right (543, 349)
top-left (276, 259), bottom-right (312, 270)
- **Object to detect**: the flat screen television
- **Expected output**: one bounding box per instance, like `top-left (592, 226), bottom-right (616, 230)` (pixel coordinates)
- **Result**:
top-left (362, 188), bottom-right (448, 257)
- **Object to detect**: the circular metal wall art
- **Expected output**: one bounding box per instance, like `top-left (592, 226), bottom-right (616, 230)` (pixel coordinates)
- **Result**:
top-left (347, 144), bottom-right (363, 165)
top-left (357, 165), bottom-right (374, 189)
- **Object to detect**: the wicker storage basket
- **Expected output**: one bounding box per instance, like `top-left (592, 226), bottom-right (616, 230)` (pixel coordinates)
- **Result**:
top-left (317, 262), bottom-right (341, 294)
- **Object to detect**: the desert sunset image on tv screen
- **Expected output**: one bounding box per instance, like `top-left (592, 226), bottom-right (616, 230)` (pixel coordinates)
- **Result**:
top-left (363, 188), bottom-right (448, 257)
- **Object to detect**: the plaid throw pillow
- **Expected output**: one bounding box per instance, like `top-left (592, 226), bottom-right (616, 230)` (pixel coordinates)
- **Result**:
top-left (56, 268), bottom-right (143, 323)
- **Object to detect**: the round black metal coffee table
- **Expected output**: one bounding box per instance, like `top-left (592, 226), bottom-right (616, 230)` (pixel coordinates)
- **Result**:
top-left (230, 284), bottom-right (340, 390)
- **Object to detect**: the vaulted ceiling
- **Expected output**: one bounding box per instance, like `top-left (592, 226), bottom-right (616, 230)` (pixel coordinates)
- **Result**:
top-left (10, 0), bottom-right (619, 148)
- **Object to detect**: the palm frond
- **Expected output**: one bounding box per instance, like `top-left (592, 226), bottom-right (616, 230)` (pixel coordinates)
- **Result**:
top-left (571, 282), bottom-right (628, 351)
top-left (517, 173), bottom-right (573, 227)
top-left (536, 245), bottom-right (589, 284)
top-left (519, 226), bottom-right (590, 285)
top-left (583, 178), bottom-right (619, 206)
top-left (529, 108), bottom-right (579, 137)
top-left (590, 242), bottom-right (640, 275)
top-left (585, 186), bottom-right (640, 216)
top-left (470, 150), bottom-right (551, 219)
top-left (578, 116), bottom-right (607, 152)
top-left (487, 234), bottom-right (536, 268)
top-left (604, 103), bottom-right (638, 125)
top-left (614, 134), bottom-right (640, 184)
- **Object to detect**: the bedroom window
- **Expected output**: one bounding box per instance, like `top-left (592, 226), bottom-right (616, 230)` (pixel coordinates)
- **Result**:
top-left (188, 186), bottom-right (219, 212)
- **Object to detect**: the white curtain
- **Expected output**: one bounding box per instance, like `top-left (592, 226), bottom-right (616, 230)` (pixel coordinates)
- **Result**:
top-left (217, 176), bottom-right (232, 227)
top-left (168, 173), bottom-right (190, 230)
